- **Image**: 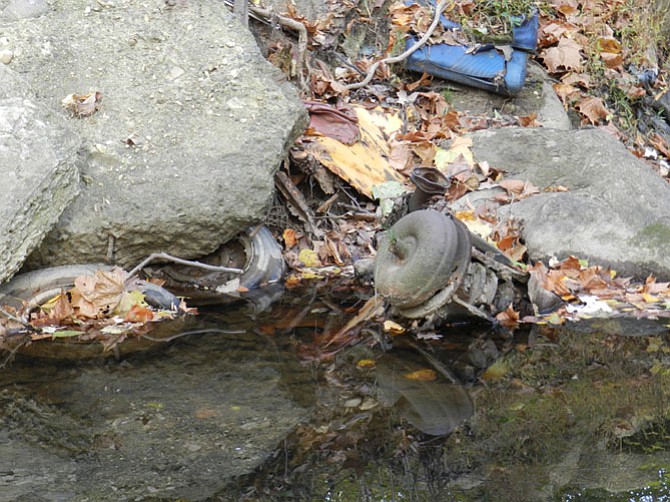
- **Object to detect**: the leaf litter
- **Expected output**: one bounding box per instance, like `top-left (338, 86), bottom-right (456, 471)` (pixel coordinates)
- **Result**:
top-left (0, 267), bottom-right (195, 357)
top-left (253, 0), bottom-right (670, 348)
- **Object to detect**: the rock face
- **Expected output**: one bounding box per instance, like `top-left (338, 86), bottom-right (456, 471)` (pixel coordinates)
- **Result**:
top-left (469, 127), bottom-right (670, 279)
top-left (1, 0), bottom-right (306, 269)
top-left (0, 66), bottom-right (80, 282)
top-left (447, 63), bottom-right (573, 131)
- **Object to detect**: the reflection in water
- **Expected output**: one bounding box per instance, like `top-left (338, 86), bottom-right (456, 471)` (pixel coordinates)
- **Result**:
top-left (0, 305), bottom-right (314, 501)
top-left (375, 352), bottom-right (474, 436)
top-left (3, 285), bottom-right (670, 501)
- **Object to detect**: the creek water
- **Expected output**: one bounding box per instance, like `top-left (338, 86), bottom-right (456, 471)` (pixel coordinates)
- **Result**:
top-left (2, 284), bottom-right (670, 501)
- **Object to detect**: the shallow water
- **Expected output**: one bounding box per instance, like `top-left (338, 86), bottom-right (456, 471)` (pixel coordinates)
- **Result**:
top-left (2, 286), bottom-right (670, 501)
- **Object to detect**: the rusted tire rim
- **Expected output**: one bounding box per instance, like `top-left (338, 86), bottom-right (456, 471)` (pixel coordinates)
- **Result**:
top-left (374, 209), bottom-right (462, 308)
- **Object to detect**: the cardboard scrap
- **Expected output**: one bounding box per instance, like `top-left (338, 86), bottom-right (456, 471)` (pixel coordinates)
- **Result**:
top-left (304, 105), bottom-right (405, 198)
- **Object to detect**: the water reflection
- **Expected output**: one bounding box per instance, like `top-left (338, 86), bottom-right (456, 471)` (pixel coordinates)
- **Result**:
top-left (0, 307), bottom-right (313, 501)
top-left (2, 286), bottom-right (670, 501)
top-left (375, 351), bottom-right (474, 436)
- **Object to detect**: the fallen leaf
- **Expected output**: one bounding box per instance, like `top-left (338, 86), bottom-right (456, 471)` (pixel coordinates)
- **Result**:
top-left (600, 51), bottom-right (623, 69)
top-left (124, 304), bottom-right (155, 323)
top-left (304, 101), bottom-right (359, 145)
top-left (496, 305), bottom-right (520, 327)
top-left (304, 106), bottom-right (405, 198)
top-left (519, 112), bottom-right (539, 127)
top-left (596, 36), bottom-right (622, 54)
top-left (51, 329), bottom-right (83, 338)
top-left (283, 228), bottom-right (299, 249)
top-left (539, 37), bottom-right (583, 73)
top-left (113, 290), bottom-right (147, 317)
top-left (575, 96), bottom-right (610, 124)
top-left (327, 296), bottom-right (384, 347)
top-left (403, 369), bottom-right (437, 381)
top-left (383, 320), bottom-right (406, 336)
top-left (357, 359), bottom-right (377, 369)
top-left (61, 91), bottom-right (103, 117)
top-left (298, 248), bottom-right (321, 268)
top-left (434, 136), bottom-right (474, 172)
top-left (71, 268), bottom-right (127, 318)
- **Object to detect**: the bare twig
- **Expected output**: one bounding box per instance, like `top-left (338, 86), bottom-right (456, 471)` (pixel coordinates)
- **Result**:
top-left (344, 0), bottom-right (449, 91)
top-left (127, 252), bottom-right (243, 280)
top-left (0, 306), bottom-right (29, 325)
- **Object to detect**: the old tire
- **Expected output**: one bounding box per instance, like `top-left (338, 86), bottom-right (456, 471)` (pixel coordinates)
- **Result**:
top-left (0, 264), bottom-right (179, 317)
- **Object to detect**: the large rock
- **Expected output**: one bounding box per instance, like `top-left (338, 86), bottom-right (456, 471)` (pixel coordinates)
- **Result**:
top-left (0, 65), bottom-right (80, 282)
top-left (468, 127), bottom-right (670, 279)
top-left (447, 63), bottom-right (573, 131)
top-left (1, 0), bottom-right (306, 269)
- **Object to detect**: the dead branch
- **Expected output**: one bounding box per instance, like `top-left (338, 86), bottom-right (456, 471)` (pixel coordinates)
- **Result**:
top-left (343, 0), bottom-right (449, 91)
top-left (127, 252), bottom-right (243, 281)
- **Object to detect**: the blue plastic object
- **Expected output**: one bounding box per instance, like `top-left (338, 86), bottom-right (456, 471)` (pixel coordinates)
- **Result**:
top-left (405, 5), bottom-right (539, 95)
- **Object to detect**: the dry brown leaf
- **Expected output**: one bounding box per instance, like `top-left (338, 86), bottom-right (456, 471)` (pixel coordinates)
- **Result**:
top-left (518, 112), bottom-right (539, 127)
top-left (561, 72), bottom-right (591, 88)
top-left (600, 51), bottom-right (623, 69)
top-left (539, 19), bottom-right (575, 46)
top-left (283, 228), bottom-right (299, 249)
top-left (575, 96), bottom-right (610, 125)
top-left (495, 305), bottom-right (520, 327)
top-left (70, 268), bottom-right (127, 318)
top-left (388, 141), bottom-right (413, 172)
top-left (539, 37), bottom-right (583, 73)
top-left (327, 296), bottom-right (384, 347)
top-left (61, 91), bottom-right (103, 117)
top-left (553, 82), bottom-right (580, 105)
top-left (596, 36), bottom-right (622, 54)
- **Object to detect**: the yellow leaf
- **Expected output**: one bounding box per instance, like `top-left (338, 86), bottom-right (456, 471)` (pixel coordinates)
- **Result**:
top-left (642, 292), bottom-right (659, 303)
top-left (298, 248), bottom-right (321, 268)
top-left (455, 211), bottom-right (494, 240)
top-left (434, 136), bottom-right (474, 171)
top-left (403, 369), bottom-right (437, 381)
top-left (357, 359), bottom-right (377, 369)
top-left (113, 290), bottom-right (147, 316)
top-left (545, 312), bottom-right (564, 325)
top-left (383, 320), bottom-right (406, 336)
top-left (304, 106), bottom-right (404, 198)
top-left (300, 271), bottom-right (324, 280)
top-left (481, 360), bottom-right (507, 380)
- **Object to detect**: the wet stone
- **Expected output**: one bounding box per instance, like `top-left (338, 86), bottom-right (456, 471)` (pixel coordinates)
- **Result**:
top-left (0, 320), bottom-right (313, 501)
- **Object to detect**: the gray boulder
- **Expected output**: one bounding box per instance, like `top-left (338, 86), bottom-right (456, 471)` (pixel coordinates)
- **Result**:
top-left (448, 63), bottom-right (573, 131)
top-left (0, 66), bottom-right (80, 283)
top-left (468, 127), bottom-right (670, 279)
top-left (1, 0), bottom-right (306, 269)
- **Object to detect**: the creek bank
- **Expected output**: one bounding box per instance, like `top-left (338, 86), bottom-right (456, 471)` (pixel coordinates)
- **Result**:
top-left (466, 126), bottom-right (670, 279)
top-left (0, 0), bottom-right (306, 275)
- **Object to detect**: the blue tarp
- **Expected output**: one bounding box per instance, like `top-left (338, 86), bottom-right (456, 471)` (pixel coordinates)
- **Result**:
top-left (405, 5), bottom-right (539, 95)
